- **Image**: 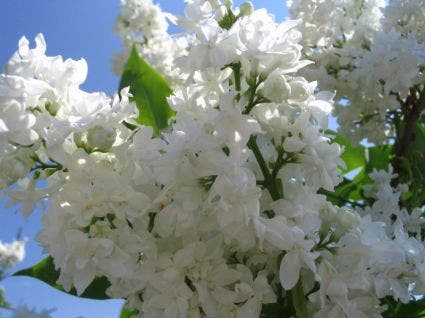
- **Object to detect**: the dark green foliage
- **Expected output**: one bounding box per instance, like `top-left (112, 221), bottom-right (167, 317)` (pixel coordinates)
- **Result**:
top-left (120, 307), bottom-right (139, 318)
top-left (13, 256), bottom-right (111, 300)
top-left (119, 45), bottom-right (175, 135)
top-left (218, 8), bottom-right (238, 30)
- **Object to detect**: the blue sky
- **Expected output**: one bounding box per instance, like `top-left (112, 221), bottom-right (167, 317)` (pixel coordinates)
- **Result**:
top-left (0, 1), bottom-right (288, 317)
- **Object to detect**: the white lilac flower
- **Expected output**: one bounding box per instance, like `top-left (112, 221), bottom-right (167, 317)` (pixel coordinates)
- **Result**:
top-left (0, 240), bottom-right (25, 272)
top-left (2, 1), bottom-right (425, 317)
top-left (288, 0), bottom-right (425, 144)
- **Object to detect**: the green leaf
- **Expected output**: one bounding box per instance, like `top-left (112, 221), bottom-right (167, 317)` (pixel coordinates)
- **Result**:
top-left (260, 303), bottom-right (283, 318)
top-left (321, 131), bottom-right (386, 207)
top-left (321, 168), bottom-right (371, 207)
top-left (291, 280), bottom-right (308, 318)
top-left (411, 122), bottom-right (425, 153)
top-left (218, 8), bottom-right (238, 30)
top-left (119, 45), bottom-right (174, 135)
top-left (383, 297), bottom-right (425, 318)
top-left (120, 307), bottom-right (138, 318)
top-left (366, 145), bottom-right (393, 173)
top-left (327, 130), bottom-right (366, 174)
top-left (13, 256), bottom-right (111, 300)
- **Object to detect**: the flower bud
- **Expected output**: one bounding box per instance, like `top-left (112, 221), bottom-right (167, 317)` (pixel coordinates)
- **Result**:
top-left (336, 207), bottom-right (361, 229)
top-left (333, 207), bottom-right (361, 239)
top-left (223, 0), bottom-right (233, 8)
top-left (319, 203), bottom-right (337, 236)
top-left (288, 78), bottom-right (310, 103)
top-left (0, 150), bottom-right (33, 188)
top-left (89, 220), bottom-right (112, 238)
top-left (239, 2), bottom-right (253, 16)
top-left (73, 132), bottom-right (85, 149)
top-left (45, 100), bottom-right (60, 116)
top-left (262, 70), bottom-right (291, 103)
top-left (86, 124), bottom-right (116, 152)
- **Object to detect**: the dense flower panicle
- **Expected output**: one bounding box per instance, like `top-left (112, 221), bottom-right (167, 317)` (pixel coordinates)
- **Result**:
top-left (1, 0), bottom-right (425, 318)
top-left (114, 0), bottom-right (188, 86)
top-left (383, 0), bottom-right (425, 42)
top-left (0, 240), bottom-right (25, 273)
top-left (310, 168), bottom-right (425, 314)
top-left (0, 240), bottom-right (43, 318)
top-left (0, 32), bottom-right (137, 212)
top-left (288, 0), bottom-right (425, 144)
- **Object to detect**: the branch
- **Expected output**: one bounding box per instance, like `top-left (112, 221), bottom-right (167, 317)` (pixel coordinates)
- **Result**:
top-left (318, 189), bottom-right (365, 208)
top-left (391, 86), bottom-right (425, 186)
top-left (247, 136), bottom-right (284, 201)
